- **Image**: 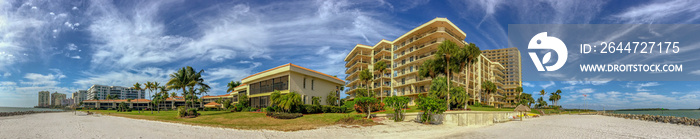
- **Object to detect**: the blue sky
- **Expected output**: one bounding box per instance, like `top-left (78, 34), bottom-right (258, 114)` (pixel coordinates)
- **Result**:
top-left (1, 0), bottom-right (699, 109)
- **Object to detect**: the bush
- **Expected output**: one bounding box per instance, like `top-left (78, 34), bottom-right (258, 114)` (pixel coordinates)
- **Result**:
top-left (322, 105), bottom-right (332, 113)
top-left (267, 112), bottom-right (303, 119)
top-left (354, 102), bottom-right (385, 113)
top-left (304, 105), bottom-right (320, 114)
top-left (187, 108), bottom-right (198, 117)
top-left (233, 103), bottom-right (246, 112)
top-left (177, 106), bottom-right (187, 117)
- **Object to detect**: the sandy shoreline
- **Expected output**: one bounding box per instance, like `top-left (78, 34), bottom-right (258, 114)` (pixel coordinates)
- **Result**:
top-left (1, 112), bottom-right (698, 139)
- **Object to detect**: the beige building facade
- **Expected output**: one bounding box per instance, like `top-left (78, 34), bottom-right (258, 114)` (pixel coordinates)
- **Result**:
top-left (38, 91), bottom-right (51, 107)
top-left (230, 63), bottom-right (344, 108)
top-left (344, 18), bottom-right (521, 107)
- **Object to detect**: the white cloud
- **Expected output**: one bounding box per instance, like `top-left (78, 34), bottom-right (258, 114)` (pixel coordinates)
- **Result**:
top-left (72, 6), bottom-right (78, 10)
top-left (625, 82), bottom-right (660, 92)
top-left (540, 81), bottom-right (555, 89)
top-left (204, 64), bottom-right (261, 82)
top-left (73, 67), bottom-right (174, 89)
top-left (522, 82), bottom-right (535, 87)
top-left (2, 72), bottom-right (10, 77)
top-left (70, 56), bottom-right (80, 59)
top-left (691, 70), bottom-right (700, 75)
top-left (577, 88), bottom-right (595, 94)
top-left (613, 0), bottom-right (700, 23)
top-left (85, 0), bottom-right (403, 70)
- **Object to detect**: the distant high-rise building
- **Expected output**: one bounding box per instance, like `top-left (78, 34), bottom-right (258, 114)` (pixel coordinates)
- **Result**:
top-left (38, 91), bottom-right (51, 107)
top-left (51, 92), bottom-right (66, 106)
top-left (482, 47), bottom-right (522, 107)
top-left (72, 90), bottom-right (87, 104)
top-left (87, 85), bottom-right (144, 100)
top-left (62, 98), bottom-right (74, 106)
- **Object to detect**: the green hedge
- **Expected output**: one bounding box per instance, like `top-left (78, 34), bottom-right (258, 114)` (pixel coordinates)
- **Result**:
top-left (266, 112), bottom-right (303, 119)
top-left (300, 105), bottom-right (348, 114)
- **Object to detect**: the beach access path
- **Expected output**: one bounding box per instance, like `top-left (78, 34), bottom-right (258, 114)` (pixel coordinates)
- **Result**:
top-left (1, 112), bottom-right (698, 139)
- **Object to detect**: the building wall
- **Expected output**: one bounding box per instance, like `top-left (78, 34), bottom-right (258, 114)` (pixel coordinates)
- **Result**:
top-left (289, 72), bottom-right (341, 105)
top-left (38, 91), bottom-right (50, 107)
top-left (87, 85), bottom-right (144, 100)
top-left (51, 92), bottom-right (66, 106)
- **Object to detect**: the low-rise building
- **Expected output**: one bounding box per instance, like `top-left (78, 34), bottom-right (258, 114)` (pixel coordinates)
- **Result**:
top-left (231, 63), bottom-right (345, 108)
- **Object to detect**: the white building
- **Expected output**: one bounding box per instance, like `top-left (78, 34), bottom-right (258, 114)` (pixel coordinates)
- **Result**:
top-left (87, 85), bottom-right (144, 100)
top-left (72, 90), bottom-right (87, 104)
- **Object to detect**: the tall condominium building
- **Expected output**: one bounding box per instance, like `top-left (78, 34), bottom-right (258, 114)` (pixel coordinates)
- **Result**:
top-left (38, 91), bottom-right (51, 107)
top-left (482, 48), bottom-right (522, 107)
top-left (51, 92), bottom-right (66, 106)
top-left (87, 85), bottom-right (144, 100)
top-left (72, 90), bottom-right (88, 104)
top-left (230, 63), bottom-right (344, 108)
top-left (344, 18), bottom-right (521, 107)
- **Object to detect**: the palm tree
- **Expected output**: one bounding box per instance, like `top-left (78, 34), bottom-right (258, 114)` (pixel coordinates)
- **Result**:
top-left (418, 59), bottom-right (445, 79)
top-left (554, 89), bottom-right (562, 106)
top-left (226, 81), bottom-right (242, 93)
top-left (436, 40), bottom-right (459, 110)
top-left (374, 61), bottom-right (387, 101)
top-left (270, 90), bottom-right (282, 106)
top-left (279, 92), bottom-right (302, 112)
top-left (450, 86), bottom-right (468, 109)
top-left (159, 86), bottom-right (169, 112)
top-left (481, 81), bottom-right (496, 106)
top-left (514, 86), bottom-right (523, 105)
top-left (358, 69), bottom-right (373, 96)
top-left (453, 42), bottom-right (481, 109)
top-left (429, 77), bottom-right (448, 99)
top-left (539, 89), bottom-right (546, 107)
top-left (167, 67), bottom-right (192, 109)
top-left (133, 82), bottom-right (143, 113)
top-left (106, 94), bottom-right (112, 109)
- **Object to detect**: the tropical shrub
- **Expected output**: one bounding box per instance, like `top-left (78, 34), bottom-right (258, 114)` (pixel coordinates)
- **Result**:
top-left (321, 105), bottom-right (332, 113)
top-left (177, 106), bottom-right (187, 117)
top-left (417, 95), bottom-right (447, 124)
top-left (343, 100), bottom-right (355, 113)
top-left (354, 97), bottom-right (378, 118)
top-left (187, 108), bottom-right (198, 117)
top-left (311, 96), bottom-right (321, 105)
top-left (384, 96), bottom-right (410, 122)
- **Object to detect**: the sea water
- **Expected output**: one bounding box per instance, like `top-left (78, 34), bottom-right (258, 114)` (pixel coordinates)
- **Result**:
top-left (612, 110), bottom-right (700, 119)
top-left (0, 107), bottom-right (64, 112)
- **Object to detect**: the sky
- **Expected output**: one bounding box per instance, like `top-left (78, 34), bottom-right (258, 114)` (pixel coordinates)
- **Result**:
top-left (1, 0), bottom-right (699, 109)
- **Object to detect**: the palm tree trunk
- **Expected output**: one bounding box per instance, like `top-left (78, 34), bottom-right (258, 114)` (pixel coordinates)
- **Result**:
top-left (446, 58), bottom-right (451, 110)
top-left (464, 64), bottom-right (470, 110)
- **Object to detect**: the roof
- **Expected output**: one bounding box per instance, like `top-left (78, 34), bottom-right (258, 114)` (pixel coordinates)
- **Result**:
top-left (166, 96), bottom-right (185, 101)
top-left (202, 94), bottom-right (231, 98)
top-left (241, 63), bottom-right (344, 83)
top-left (204, 102), bottom-right (221, 106)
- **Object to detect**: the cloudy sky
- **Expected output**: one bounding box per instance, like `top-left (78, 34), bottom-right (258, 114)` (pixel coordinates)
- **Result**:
top-left (1, 0), bottom-right (699, 109)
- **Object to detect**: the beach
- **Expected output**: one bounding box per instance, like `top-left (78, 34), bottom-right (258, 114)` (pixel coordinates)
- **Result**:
top-left (1, 112), bottom-right (698, 139)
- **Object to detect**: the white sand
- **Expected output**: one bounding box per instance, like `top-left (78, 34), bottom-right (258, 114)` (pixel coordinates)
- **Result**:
top-left (1, 112), bottom-right (698, 139)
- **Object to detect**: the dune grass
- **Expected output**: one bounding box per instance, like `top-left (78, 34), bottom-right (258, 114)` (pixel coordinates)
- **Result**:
top-left (82, 110), bottom-right (364, 131)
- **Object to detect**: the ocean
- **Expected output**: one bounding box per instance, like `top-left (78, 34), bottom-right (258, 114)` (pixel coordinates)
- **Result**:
top-left (611, 110), bottom-right (700, 119)
top-left (0, 107), bottom-right (64, 113)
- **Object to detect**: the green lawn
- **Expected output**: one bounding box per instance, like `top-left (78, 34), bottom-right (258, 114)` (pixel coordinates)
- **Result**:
top-left (82, 110), bottom-right (363, 131)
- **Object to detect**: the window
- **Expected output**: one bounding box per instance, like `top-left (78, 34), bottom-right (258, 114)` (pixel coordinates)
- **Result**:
top-left (311, 79), bottom-right (314, 90)
top-left (303, 78), bottom-right (306, 88)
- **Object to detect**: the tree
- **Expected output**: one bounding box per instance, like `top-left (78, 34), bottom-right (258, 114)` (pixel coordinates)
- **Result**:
top-left (452, 42), bottom-right (480, 110)
top-left (355, 97), bottom-right (377, 119)
top-left (515, 86), bottom-right (523, 104)
top-left (238, 93), bottom-right (249, 107)
top-left (416, 95), bottom-right (447, 124)
top-left (270, 90), bottom-right (282, 107)
top-left (106, 94), bottom-right (112, 109)
top-left (450, 86), bottom-right (469, 109)
top-left (278, 92), bottom-right (302, 113)
top-left (384, 96), bottom-right (409, 122)
top-left (160, 86), bottom-right (169, 111)
top-left (311, 96), bottom-right (321, 105)
top-left (326, 91), bottom-right (338, 106)
top-left (554, 89), bottom-right (562, 106)
top-left (538, 89), bottom-right (546, 108)
top-left (167, 66), bottom-right (210, 113)
top-left (223, 99), bottom-right (232, 109)
top-left (481, 81), bottom-right (496, 106)
top-left (374, 61), bottom-right (387, 101)
top-left (133, 82), bottom-right (143, 112)
top-left (151, 93), bottom-right (161, 113)
top-left (436, 40), bottom-right (460, 110)
top-left (418, 59), bottom-right (445, 79)
top-left (226, 81), bottom-right (242, 93)
top-left (358, 69), bottom-right (374, 95)
top-left (429, 77), bottom-right (449, 99)
top-left (355, 88), bottom-right (373, 98)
